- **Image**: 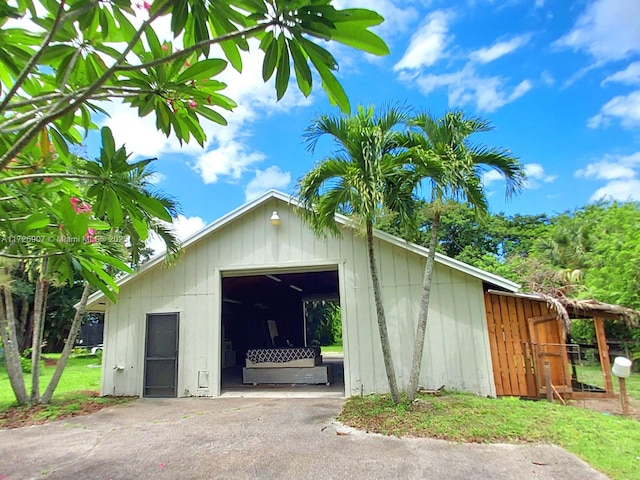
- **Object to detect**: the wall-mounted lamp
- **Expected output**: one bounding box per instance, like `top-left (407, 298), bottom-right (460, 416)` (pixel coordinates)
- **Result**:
top-left (270, 210), bottom-right (281, 226)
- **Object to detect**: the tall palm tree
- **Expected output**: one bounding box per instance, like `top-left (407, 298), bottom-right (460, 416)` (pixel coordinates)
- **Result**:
top-left (296, 105), bottom-right (418, 404)
top-left (404, 110), bottom-right (525, 401)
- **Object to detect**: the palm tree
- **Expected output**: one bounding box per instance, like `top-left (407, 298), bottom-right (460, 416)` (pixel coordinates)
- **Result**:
top-left (296, 105), bottom-right (418, 404)
top-left (404, 110), bottom-right (525, 401)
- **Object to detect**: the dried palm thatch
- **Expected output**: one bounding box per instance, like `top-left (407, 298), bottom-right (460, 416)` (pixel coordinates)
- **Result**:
top-left (487, 289), bottom-right (640, 330)
top-left (559, 297), bottom-right (640, 326)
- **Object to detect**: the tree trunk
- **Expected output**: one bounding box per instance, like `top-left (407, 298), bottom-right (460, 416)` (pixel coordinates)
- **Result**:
top-left (407, 209), bottom-right (440, 402)
top-left (366, 223), bottom-right (401, 404)
top-left (30, 259), bottom-right (49, 404)
top-left (0, 289), bottom-right (29, 404)
top-left (17, 295), bottom-right (31, 353)
top-left (42, 283), bottom-right (90, 404)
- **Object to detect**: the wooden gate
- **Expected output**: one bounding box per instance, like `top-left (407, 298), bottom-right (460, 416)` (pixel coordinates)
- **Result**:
top-left (528, 314), bottom-right (573, 396)
top-left (484, 292), bottom-right (571, 398)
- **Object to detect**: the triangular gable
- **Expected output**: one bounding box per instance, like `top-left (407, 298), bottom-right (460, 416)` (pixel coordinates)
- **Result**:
top-left (83, 190), bottom-right (519, 310)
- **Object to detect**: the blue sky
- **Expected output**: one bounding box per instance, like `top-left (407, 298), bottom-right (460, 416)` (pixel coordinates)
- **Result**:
top-left (100, 0), bottom-right (640, 246)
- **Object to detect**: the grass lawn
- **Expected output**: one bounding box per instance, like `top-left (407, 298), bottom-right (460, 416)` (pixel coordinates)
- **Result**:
top-left (0, 354), bottom-right (130, 427)
top-left (321, 345), bottom-right (343, 354)
top-left (574, 364), bottom-right (640, 400)
top-left (340, 393), bottom-right (640, 480)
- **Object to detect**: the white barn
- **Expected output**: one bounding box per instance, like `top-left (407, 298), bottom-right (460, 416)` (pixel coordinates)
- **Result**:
top-left (85, 190), bottom-right (518, 398)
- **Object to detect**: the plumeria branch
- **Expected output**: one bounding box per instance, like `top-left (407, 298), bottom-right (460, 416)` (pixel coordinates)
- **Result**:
top-left (0, 173), bottom-right (105, 186)
top-left (115, 23), bottom-right (270, 72)
top-left (0, 0), bottom-right (177, 170)
top-left (0, 252), bottom-right (66, 259)
top-left (0, 1), bottom-right (70, 111)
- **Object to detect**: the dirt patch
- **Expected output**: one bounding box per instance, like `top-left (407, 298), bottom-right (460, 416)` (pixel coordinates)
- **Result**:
top-left (569, 395), bottom-right (640, 421)
top-left (0, 391), bottom-right (132, 429)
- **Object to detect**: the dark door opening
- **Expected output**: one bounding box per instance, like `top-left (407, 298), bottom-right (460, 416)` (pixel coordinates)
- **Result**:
top-left (220, 269), bottom-right (345, 396)
top-left (144, 313), bottom-right (179, 398)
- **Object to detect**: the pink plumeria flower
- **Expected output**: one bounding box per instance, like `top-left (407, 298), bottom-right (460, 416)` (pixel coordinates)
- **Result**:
top-left (84, 228), bottom-right (98, 244)
top-left (70, 197), bottom-right (92, 214)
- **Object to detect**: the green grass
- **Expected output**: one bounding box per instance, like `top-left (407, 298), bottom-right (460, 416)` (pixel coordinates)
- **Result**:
top-left (340, 393), bottom-right (640, 480)
top-left (574, 364), bottom-right (640, 400)
top-left (0, 355), bottom-right (102, 411)
top-left (321, 345), bottom-right (343, 354)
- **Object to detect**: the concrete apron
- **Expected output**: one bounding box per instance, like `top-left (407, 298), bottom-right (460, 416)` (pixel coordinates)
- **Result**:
top-left (0, 397), bottom-right (608, 480)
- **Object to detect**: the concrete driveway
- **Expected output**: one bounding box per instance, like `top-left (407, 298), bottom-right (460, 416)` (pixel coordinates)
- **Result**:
top-left (0, 398), bottom-right (607, 480)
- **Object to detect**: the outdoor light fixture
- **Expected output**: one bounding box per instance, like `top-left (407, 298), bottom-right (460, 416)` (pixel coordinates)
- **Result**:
top-left (270, 210), bottom-right (281, 226)
top-left (289, 284), bottom-right (303, 292)
top-left (265, 274), bottom-right (281, 282)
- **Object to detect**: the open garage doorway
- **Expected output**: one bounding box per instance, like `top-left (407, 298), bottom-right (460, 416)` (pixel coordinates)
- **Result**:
top-left (219, 268), bottom-right (345, 397)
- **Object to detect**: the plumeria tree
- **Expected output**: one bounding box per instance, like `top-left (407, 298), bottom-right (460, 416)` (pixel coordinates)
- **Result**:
top-left (0, 0), bottom-right (388, 170)
top-left (0, 126), bottom-right (183, 405)
top-left (0, 1), bottom-right (388, 405)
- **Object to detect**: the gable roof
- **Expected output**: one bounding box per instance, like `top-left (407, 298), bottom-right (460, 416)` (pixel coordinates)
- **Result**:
top-left (83, 190), bottom-right (519, 309)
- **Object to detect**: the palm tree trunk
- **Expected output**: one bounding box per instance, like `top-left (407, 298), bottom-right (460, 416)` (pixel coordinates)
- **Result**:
top-left (30, 259), bottom-right (49, 404)
top-left (407, 209), bottom-right (440, 402)
top-left (366, 223), bottom-right (401, 404)
top-left (0, 288), bottom-right (29, 404)
top-left (42, 283), bottom-right (91, 404)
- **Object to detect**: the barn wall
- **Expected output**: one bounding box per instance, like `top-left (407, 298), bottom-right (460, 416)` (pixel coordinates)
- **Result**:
top-left (101, 197), bottom-right (495, 398)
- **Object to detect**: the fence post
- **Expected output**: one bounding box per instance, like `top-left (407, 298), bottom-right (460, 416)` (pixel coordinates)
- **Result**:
top-left (544, 361), bottom-right (553, 403)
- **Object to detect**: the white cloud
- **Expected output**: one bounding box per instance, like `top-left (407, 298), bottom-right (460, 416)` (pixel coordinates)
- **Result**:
top-left (575, 152), bottom-right (640, 179)
top-left (393, 10), bottom-right (453, 71)
top-left (334, 0), bottom-right (419, 36)
top-left (195, 141), bottom-right (266, 184)
top-left (416, 65), bottom-right (533, 112)
top-left (523, 162), bottom-right (557, 188)
top-left (146, 214), bottom-right (206, 256)
top-left (555, 0), bottom-right (640, 62)
top-left (535, 0), bottom-right (545, 7)
top-left (540, 71), bottom-right (555, 87)
top-left (588, 90), bottom-right (640, 129)
top-left (244, 166), bottom-right (292, 201)
top-left (100, 101), bottom-right (202, 158)
top-left (590, 179), bottom-right (640, 202)
top-left (602, 61), bottom-right (640, 86)
top-left (394, 16), bottom-right (533, 113)
top-left (483, 162), bottom-right (556, 189)
top-left (470, 34), bottom-right (531, 64)
top-left (575, 152), bottom-right (640, 201)
top-left (482, 169), bottom-right (504, 186)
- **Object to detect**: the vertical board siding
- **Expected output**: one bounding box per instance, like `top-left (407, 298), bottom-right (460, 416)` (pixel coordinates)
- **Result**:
top-left (102, 197), bottom-right (495, 398)
top-left (484, 292), bottom-right (571, 398)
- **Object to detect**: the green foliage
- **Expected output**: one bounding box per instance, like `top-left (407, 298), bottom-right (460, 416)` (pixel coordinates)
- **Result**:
top-left (571, 319), bottom-right (596, 344)
top-left (305, 300), bottom-right (341, 346)
top-left (19, 355), bottom-right (43, 374)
